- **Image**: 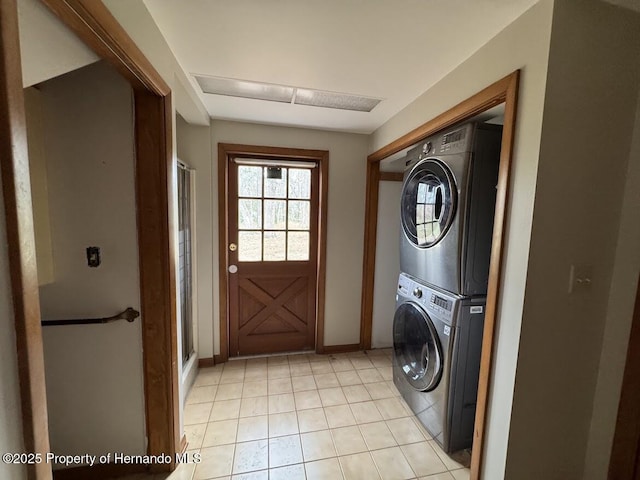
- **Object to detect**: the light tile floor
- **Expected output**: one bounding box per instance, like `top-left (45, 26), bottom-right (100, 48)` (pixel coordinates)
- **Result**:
top-left (120, 350), bottom-right (471, 480)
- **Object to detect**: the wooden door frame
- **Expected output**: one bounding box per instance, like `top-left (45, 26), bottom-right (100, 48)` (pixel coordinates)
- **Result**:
top-left (358, 71), bottom-right (520, 480)
top-left (609, 275), bottom-right (640, 479)
top-left (217, 143), bottom-right (329, 363)
top-left (0, 0), bottom-right (180, 478)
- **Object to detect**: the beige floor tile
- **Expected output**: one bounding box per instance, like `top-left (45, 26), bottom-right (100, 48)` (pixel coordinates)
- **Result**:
top-left (412, 417), bottom-right (434, 441)
top-left (194, 444), bottom-right (235, 479)
top-left (242, 380), bottom-right (268, 398)
top-left (269, 463), bottom-right (306, 480)
top-left (350, 401), bottom-right (383, 425)
top-left (269, 393), bottom-right (296, 414)
top-left (216, 382), bottom-right (244, 401)
top-left (184, 423), bottom-right (207, 449)
top-left (220, 368), bottom-right (245, 384)
top-left (314, 372), bottom-right (340, 388)
top-left (360, 421), bottom-right (397, 450)
top-left (203, 419), bottom-right (238, 447)
top-left (450, 468), bottom-right (470, 480)
top-left (428, 440), bottom-right (470, 470)
top-left (267, 365), bottom-right (291, 379)
top-left (319, 387), bottom-right (347, 407)
top-left (226, 359), bottom-right (247, 369)
top-left (292, 375), bottom-right (316, 392)
top-left (288, 353), bottom-right (310, 364)
top-left (268, 355), bottom-right (289, 365)
top-left (187, 385), bottom-right (218, 404)
top-left (324, 405), bottom-right (357, 428)
top-left (305, 457), bottom-right (344, 480)
top-left (239, 396), bottom-right (268, 418)
top-left (237, 415), bottom-right (268, 442)
top-left (418, 473), bottom-right (455, 480)
top-left (339, 452), bottom-right (381, 480)
top-left (244, 368), bottom-right (268, 382)
top-left (386, 417), bottom-right (425, 445)
top-left (401, 442), bottom-right (448, 477)
top-left (377, 366), bottom-right (393, 380)
top-left (297, 408), bottom-right (329, 433)
top-left (371, 446), bottom-right (415, 480)
top-left (300, 430), bottom-right (337, 461)
top-left (350, 357), bottom-right (374, 370)
top-left (343, 385), bottom-right (372, 404)
top-left (331, 425), bottom-right (368, 456)
top-left (210, 399), bottom-right (242, 421)
top-left (232, 439), bottom-right (268, 474)
top-left (365, 382), bottom-right (395, 400)
top-left (310, 361), bottom-right (334, 374)
top-left (269, 411), bottom-right (299, 437)
top-left (232, 469), bottom-right (268, 479)
top-left (163, 460), bottom-right (197, 480)
top-left (371, 356), bottom-right (392, 368)
top-left (336, 370), bottom-right (362, 386)
top-left (289, 363), bottom-right (313, 377)
top-left (268, 377), bottom-right (293, 395)
top-left (330, 358), bottom-right (355, 372)
top-left (246, 357), bottom-right (268, 367)
top-left (387, 381), bottom-right (402, 397)
top-left (194, 368), bottom-right (222, 387)
top-left (357, 368), bottom-right (384, 384)
top-left (184, 402), bottom-right (213, 425)
top-left (269, 434), bottom-right (303, 467)
top-left (374, 398), bottom-right (409, 420)
top-left (294, 390), bottom-right (322, 410)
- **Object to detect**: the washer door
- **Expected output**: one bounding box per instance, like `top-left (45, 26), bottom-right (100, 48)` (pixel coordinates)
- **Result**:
top-left (393, 302), bottom-right (443, 392)
top-left (401, 159), bottom-right (456, 248)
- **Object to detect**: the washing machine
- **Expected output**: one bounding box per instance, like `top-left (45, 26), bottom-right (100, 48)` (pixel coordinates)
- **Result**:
top-left (393, 273), bottom-right (485, 453)
top-left (400, 122), bottom-right (502, 296)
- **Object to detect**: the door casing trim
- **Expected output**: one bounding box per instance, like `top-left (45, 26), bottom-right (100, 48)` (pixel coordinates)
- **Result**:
top-left (358, 70), bottom-right (520, 480)
top-left (0, 0), bottom-right (179, 477)
top-left (217, 143), bottom-right (329, 362)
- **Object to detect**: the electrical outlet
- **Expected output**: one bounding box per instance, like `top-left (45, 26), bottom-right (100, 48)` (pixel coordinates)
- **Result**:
top-left (568, 264), bottom-right (593, 294)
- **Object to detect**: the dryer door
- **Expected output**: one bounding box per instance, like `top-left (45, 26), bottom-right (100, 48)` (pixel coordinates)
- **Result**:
top-left (393, 302), bottom-right (443, 392)
top-left (401, 159), bottom-right (456, 248)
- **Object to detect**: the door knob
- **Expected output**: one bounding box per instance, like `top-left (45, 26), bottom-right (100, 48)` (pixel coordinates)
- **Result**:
top-left (229, 243), bottom-right (237, 251)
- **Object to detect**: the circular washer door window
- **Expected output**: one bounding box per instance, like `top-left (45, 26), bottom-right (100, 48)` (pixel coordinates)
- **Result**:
top-left (393, 302), bottom-right (443, 392)
top-left (401, 159), bottom-right (456, 248)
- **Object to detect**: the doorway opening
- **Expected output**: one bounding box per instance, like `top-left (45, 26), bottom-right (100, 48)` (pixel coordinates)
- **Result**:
top-left (359, 71), bottom-right (520, 480)
top-left (218, 144), bottom-right (329, 361)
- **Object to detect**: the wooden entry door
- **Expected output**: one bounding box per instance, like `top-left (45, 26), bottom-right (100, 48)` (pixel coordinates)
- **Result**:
top-left (228, 158), bottom-right (320, 356)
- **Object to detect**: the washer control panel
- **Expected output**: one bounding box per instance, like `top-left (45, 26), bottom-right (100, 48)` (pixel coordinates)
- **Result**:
top-left (397, 274), bottom-right (455, 322)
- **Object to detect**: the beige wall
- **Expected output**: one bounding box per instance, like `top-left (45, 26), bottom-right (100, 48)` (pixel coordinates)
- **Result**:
top-left (583, 81), bottom-right (640, 480)
top-left (370, 1), bottom-right (555, 477)
top-left (18, 0), bottom-right (98, 88)
top-left (505, 2), bottom-right (640, 478)
top-left (371, 180), bottom-right (402, 348)
top-left (34, 62), bottom-right (146, 464)
top-left (209, 120), bottom-right (369, 353)
top-left (0, 181), bottom-right (27, 479)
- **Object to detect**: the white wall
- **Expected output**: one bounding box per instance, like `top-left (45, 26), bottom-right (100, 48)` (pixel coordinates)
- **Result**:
top-left (371, 180), bottom-right (402, 348)
top-left (369, 1), bottom-right (555, 477)
top-left (0, 180), bottom-right (27, 480)
top-left (208, 120), bottom-right (369, 354)
top-left (583, 80), bottom-right (640, 480)
top-left (18, 0), bottom-right (98, 88)
top-left (33, 62), bottom-right (146, 465)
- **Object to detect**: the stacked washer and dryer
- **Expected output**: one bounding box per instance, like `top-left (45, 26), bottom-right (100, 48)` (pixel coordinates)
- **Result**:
top-left (392, 122), bottom-right (502, 454)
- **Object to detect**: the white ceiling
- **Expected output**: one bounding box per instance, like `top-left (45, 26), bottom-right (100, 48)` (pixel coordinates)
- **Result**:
top-left (143, 0), bottom-right (538, 134)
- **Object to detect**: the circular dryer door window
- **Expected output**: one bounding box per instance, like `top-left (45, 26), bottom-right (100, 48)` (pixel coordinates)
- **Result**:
top-left (393, 302), bottom-right (443, 392)
top-left (401, 159), bottom-right (456, 248)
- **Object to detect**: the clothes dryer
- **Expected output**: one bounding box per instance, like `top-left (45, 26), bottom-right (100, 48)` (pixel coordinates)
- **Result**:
top-left (400, 123), bottom-right (502, 296)
top-left (393, 273), bottom-right (485, 453)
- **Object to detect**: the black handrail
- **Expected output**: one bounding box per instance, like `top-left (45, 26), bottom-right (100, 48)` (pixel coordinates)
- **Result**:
top-left (41, 307), bottom-right (140, 327)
